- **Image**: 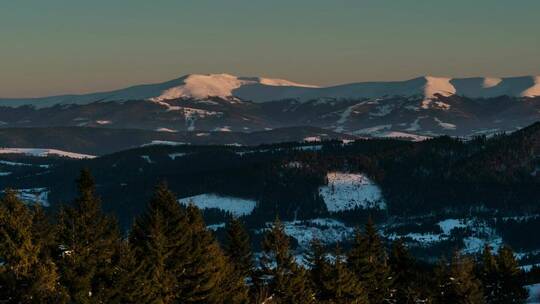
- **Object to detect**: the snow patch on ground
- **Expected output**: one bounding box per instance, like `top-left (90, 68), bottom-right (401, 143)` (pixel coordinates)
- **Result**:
top-left (178, 194), bottom-right (257, 217)
top-left (303, 136), bottom-right (321, 143)
top-left (434, 117), bottom-right (457, 130)
top-left (141, 140), bottom-right (187, 147)
top-left (213, 126), bottom-right (232, 132)
top-left (96, 120), bottom-right (111, 125)
top-left (353, 124), bottom-right (392, 135)
top-left (14, 188), bottom-right (50, 207)
top-left (0, 148), bottom-right (94, 159)
top-left (380, 132), bottom-right (430, 141)
top-left (168, 153), bottom-right (187, 160)
top-left (156, 127), bottom-right (177, 132)
top-left (526, 283), bottom-right (540, 303)
top-left (257, 218), bottom-right (354, 248)
top-left (438, 219), bottom-right (467, 235)
top-left (319, 172), bottom-right (386, 212)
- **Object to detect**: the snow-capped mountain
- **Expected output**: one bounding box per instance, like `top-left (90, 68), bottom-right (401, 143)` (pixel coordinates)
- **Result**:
top-left (1, 73), bottom-right (540, 139)
top-left (1, 74), bottom-right (539, 107)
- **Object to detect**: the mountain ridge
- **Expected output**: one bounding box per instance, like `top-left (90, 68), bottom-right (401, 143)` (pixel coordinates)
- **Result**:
top-left (1, 74), bottom-right (539, 108)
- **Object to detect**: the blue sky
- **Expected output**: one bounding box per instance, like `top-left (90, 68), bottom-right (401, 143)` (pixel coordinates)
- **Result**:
top-left (1, 0), bottom-right (539, 97)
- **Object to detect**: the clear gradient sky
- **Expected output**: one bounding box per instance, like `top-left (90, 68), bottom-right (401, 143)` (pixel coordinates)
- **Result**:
top-left (1, 0), bottom-right (539, 97)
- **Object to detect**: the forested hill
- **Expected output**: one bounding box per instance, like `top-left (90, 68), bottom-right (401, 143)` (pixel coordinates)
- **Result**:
top-left (2, 122), bottom-right (540, 263)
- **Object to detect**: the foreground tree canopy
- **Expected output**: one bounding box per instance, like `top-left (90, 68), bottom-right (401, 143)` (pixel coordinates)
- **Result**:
top-left (0, 170), bottom-right (532, 303)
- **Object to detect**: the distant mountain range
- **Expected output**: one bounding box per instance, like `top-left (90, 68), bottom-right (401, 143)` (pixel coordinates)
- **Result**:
top-left (1, 73), bottom-right (540, 145)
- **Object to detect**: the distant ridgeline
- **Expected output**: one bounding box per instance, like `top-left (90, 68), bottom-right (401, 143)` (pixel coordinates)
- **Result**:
top-left (1, 74), bottom-right (540, 138)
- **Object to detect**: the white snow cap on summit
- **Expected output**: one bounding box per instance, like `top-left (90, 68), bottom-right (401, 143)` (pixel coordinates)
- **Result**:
top-left (0, 74), bottom-right (539, 108)
top-left (152, 73), bottom-right (318, 101)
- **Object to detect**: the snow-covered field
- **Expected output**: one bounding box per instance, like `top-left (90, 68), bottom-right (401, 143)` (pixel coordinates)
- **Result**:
top-left (256, 218), bottom-right (354, 248)
top-left (178, 194), bottom-right (257, 217)
top-left (385, 218), bottom-right (503, 253)
top-left (12, 188), bottom-right (50, 207)
top-left (319, 172), bottom-right (386, 212)
top-left (0, 148), bottom-right (94, 159)
top-left (527, 283), bottom-right (540, 304)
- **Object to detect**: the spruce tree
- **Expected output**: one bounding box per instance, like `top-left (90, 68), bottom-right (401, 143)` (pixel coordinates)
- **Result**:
top-left (178, 205), bottom-right (248, 304)
top-left (0, 189), bottom-right (68, 303)
top-left (260, 218), bottom-right (315, 304)
top-left (434, 252), bottom-right (484, 304)
top-left (479, 245), bottom-right (499, 304)
top-left (347, 219), bottom-right (394, 304)
top-left (493, 246), bottom-right (527, 304)
top-left (224, 218), bottom-right (253, 279)
top-left (304, 239), bottom-right (329, 299)
top-left (128, 183), bottom-right (190, 303)
top-left (55, 169), bottom-right (123, 303)
top-left (321, 246), bottom-right (368, 304)
top-left (129, 184), bottom-right (248, 304)
top-left (389, 238), bottom-right (422, 304)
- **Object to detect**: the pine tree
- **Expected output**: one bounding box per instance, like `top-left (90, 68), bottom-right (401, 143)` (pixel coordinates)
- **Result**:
top-left (0, 189), bottom-right (68, 303)
top-left (260, 218), bottom-right (315, 304)
top-left (389, 238), bottom-right (422, 304)
top-left (493, 246), bottom-right (527, 304)
top-left (321, 246), bottom-right (368, 304)
top-left (347, 219), bottom-right (394, 304)
top-left (224, 218), bottom-right (253, 279)
top-left (55, 169), bottom-right (123, 303)
top-left (434, 252), bottom-right (484, 304)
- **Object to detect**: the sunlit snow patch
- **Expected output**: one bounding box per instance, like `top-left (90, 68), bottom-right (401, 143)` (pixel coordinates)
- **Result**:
top-left (0, 148), bottom-right (94, 159)
top-left (178, 194), bottom-right (256, 217)
top-left (319, 172), bottom-right (386, 212)
top-left (141, 140), bottom-right (187, 147)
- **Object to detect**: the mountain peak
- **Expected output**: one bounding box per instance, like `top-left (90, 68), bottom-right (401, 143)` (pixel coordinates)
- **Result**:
top-left (152, 73), bottom-right (317, 102)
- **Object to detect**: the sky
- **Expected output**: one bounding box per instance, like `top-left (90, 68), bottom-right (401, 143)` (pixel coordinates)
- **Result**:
top-left (1, 0), bottom-right (539, 97)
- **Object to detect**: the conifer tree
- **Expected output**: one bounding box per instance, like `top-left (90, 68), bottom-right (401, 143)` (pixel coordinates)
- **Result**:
top-left (304, 239), bottom-right (329, 299)
top-left (178, 205), bottom-right (248, 304)
top-left (389, 238), bottom-right (422, 303)
top-left (0, 189), bottom-right (68, 303)
top-left (347, 218), bottom-right (394, 304)
top-left (493, 246), bottom-right (527, 304)
top-left (479, 245), bottom-right (499, 304)
top-left (260, 218), bottom-right (315, 304)
top-left (434, 252), bottom-right (484, 304)
top-left (129, 184), bottom-right (248, 304)
top-left (224, 218), bottom-right (253, 279)
top-left (321, 246), bottom-right (368, 304)
top-left (55, 169), bottom-right (123, 303)
top-left (128, 183), bottom-right (190, 303)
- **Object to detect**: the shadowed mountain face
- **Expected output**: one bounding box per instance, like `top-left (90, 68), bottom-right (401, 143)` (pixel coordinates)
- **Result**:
top-left (1, 74), bottom-right (540, 140)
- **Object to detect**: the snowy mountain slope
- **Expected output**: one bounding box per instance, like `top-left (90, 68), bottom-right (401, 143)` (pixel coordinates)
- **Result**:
top-left (1, 74), bottom-right (539, 108)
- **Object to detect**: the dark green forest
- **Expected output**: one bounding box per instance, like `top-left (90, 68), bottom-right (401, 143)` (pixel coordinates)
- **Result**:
top-left (1, 170), bottom-right (537, 303)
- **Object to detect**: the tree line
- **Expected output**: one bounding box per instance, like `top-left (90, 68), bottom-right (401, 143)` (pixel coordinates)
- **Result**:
top-left (0, 170), bottom-right (532, 303)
